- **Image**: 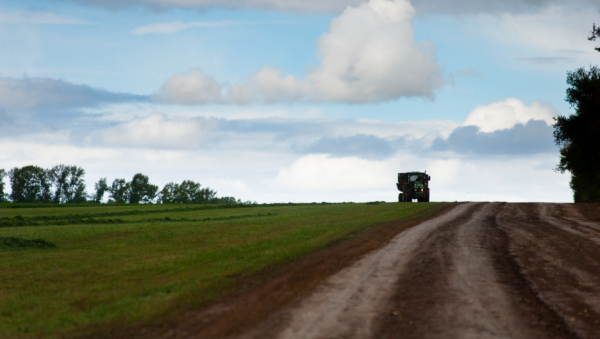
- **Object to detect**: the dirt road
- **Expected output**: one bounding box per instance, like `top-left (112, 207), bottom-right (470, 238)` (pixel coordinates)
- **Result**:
top-left (142, 203), bottom-right (600, 339)
top-left (227, 203), bottom-right (600, 339)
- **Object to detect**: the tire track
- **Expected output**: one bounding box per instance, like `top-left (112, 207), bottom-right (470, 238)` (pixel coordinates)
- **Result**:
top-left (239, 203), bottom-right (479, 339)
top-left (497, 203), bottom-right (600, 338)
top-left (235, 203), bottom-right (600, 338)
top-left (377, 203), bottom-right (573, 339)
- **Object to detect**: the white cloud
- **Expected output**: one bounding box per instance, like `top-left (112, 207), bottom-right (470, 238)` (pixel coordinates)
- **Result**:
top-left (474, 4), bottom-right (600, 66)
top-left (463, 98), bottom-right (557, 133)
top-left (0, 8), bottom-right (90, 24)
top-left (156, 0), bottom-right (444, 104)
top-left (155, 68), bottom-right (225, 104)
top-left (0, 109), bottom-right (571, 203)
top-left (305, 0), bottom-right (443, 102)
top-left (426, 155), bottom-right (570, 202)
top-left (89, 113), bottom-right (218, 148)
top-left (130, 20), bottom-right (287, 35)
top-left (276, 154), bottom-right (394, 191)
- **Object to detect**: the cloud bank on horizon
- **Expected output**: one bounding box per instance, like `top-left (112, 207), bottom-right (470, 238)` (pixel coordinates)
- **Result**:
top-left (1, 0), bottom-right (591, 202)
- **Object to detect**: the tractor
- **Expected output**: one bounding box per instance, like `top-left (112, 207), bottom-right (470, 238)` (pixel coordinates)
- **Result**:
top-left (397, 171), bottom-right (430, 202)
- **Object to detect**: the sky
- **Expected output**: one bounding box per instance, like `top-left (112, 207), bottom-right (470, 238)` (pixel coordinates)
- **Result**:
top-left (1, 0), bottom-right (599, 203)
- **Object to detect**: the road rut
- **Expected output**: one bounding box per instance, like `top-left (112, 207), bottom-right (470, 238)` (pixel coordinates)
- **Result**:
top-left (237, 203), bottom-right (600, 338)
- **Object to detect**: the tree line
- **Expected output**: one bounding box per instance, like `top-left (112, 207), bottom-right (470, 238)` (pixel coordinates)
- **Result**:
top-left (0, 165), bottom-right (246, 205)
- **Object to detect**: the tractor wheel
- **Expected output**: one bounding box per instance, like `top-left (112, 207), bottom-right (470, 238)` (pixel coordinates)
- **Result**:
top-left (425, 189), bottom-right (430, 202)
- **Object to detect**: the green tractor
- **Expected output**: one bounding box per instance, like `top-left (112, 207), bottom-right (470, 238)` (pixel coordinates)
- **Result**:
top-left (397, 171), bottom-right (430, 202)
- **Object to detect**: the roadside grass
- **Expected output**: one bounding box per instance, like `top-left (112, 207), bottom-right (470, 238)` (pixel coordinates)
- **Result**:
top-left (0, 202), bottom-right (448, 339)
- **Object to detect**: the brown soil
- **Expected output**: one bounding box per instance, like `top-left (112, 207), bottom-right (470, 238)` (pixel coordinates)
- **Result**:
top-left (377, 203), bottom-right (577, 339)
top-left (234, 203), bottom-right (600, 339)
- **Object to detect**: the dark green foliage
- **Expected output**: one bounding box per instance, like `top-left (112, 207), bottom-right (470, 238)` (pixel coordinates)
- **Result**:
top-left (0, 207), bottom-right (274, 228)
top-left (109, 178), bottom-right (130, 203)
top-left (589, 23), bottom-right (600, 52)
top-left (0, 236), bottom-right (57, 251)
top-left (158, 180), bottom-right (216, 204)
top-left (554, 65), bottom-right (600, 201)
top-left (93, 178), bottom-right (109, 203)
top-left (3, 165), bottom-right (241, 205)
top-left (215, 196), bottom-right (241, 205)
top-left (0, 169), bottom-right (7, 203)
top-left (129, 173), bottom-right (158, 204)
top-left (8, 165), bottom-right (53, 203)
top-left (49, 165), bottom-right (87, 203)
top-left (158, 182), bottom-right (177, 203)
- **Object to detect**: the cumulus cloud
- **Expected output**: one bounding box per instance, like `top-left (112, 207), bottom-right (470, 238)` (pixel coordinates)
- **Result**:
top-left (0, 76), bottom-right (147, 112)
top-left (431, 120), bottom-right (555, 155)
top-left (462, 98), bottom-right (557, 133)
top-left (155, 69), bottom-right (225, 104)
top-left (156, 0), bottom-right (444, 104)
top-left (429, 98), bottom-right (559, 156)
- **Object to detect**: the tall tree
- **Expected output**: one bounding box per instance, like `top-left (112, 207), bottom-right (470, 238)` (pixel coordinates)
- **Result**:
top-left (554, 24), bottom-right (600, 201)
top-left (8, 166), bottom-right (53, 203)
top-left (49, 165), bottom-right (87, 203)
top-left (0, 169), bottom-right (7, 202)
top-left (93, 178), bottom-right (109, 203)
top-left (128, 173), bottom-right (158, 204)
top-left (198, 187), bottom-right (217, 203)
top-left (158, 180), bottom-right (218, 204)
top-left (109, 178), bottom-right (130, 203)
top-left (177, 180), bottom-right (203, 203)
top-left (158, 182), bottom-right (177, 204)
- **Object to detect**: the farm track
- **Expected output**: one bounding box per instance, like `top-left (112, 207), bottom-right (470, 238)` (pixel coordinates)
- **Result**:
top-left (127, 203), bottom-right (600, 339)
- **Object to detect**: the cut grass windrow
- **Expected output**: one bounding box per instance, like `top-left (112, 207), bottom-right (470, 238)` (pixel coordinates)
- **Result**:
top-left (0, 213), bottom-right (277, 227)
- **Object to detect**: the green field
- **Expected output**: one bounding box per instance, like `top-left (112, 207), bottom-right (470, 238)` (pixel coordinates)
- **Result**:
top-left (0, 202), bottom-right (448, 339)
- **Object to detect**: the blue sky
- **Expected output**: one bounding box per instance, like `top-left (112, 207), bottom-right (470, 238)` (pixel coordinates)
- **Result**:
top-left (1, 0), bottom-right (599, 202)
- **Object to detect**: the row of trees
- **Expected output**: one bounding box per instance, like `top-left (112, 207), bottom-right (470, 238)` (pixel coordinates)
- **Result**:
top-left (0, 165), bottom-right (243, 205)
top-left (553, 24), bottom-right (600, 202)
